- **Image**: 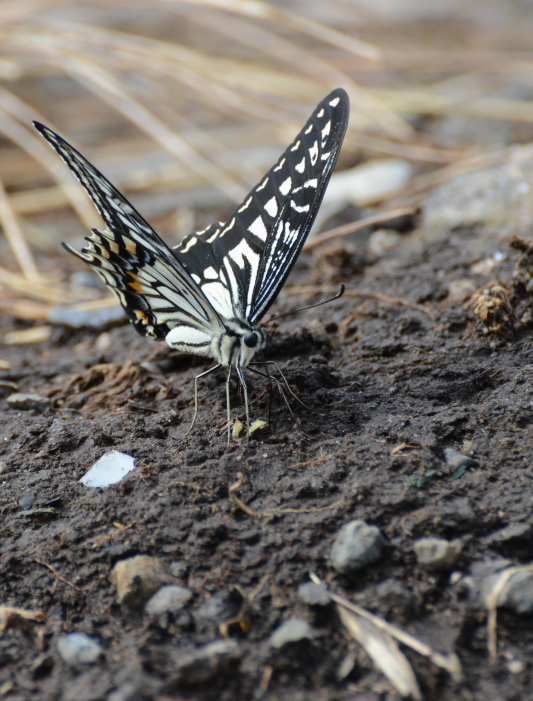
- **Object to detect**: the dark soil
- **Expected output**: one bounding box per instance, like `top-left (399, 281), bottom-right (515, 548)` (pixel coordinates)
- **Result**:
top-left (2, 220), bottom-right (533, 700)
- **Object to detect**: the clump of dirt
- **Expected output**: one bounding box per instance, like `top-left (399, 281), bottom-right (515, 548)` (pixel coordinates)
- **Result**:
top-left (3, 224), bottom-right (533, 700)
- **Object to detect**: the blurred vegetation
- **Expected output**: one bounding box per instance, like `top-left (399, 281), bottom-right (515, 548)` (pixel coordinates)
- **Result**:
top-left (2, 0), bottom-right (533, 320)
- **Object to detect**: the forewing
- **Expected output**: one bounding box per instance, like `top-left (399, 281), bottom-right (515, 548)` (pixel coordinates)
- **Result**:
top-left (174, 89), bottom-right (349, 325)
top-left (34, 122), bottom-right (223, 341)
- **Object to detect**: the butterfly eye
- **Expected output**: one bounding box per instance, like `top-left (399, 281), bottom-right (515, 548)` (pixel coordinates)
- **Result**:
top-left (244, 331), bottom-right (259, 348)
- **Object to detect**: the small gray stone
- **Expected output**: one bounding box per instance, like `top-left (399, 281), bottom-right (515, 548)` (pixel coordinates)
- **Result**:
top-left (0, 461), bottom-right (10, 475)
top-left (145, 585), bottom-right (193, 617)
top-left (297, 582), bottom-right (331, 606)
top-left (18, 489), bottom-right (37, 510)
top-left (7, 393), bottom-right (52, 412)
top-left (443, 448), bottom-right (478, 469)
top-left (331, 519), bottom-right (385, 574)
top-left (57, 632), bottom-right (102, 665)
top-left (195, 592), bottom-right (240, 623)
top-left (269, 617), bottom-right (315, 649)
top-left (485, 570), bottom-right (533, 615)
top-left (48, 304), bottom-right (125, 330)
top-left (413, 537), bottom-right (461, 571)
top-left (173, 639), bottom-right (240, 685)
top-left (169, 560), bottom-right (188, 578)
top-left (487, 523), bottom-right (533, 557)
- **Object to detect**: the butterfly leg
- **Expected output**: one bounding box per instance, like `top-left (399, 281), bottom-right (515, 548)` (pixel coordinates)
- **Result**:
top-left (185, 364), bottom-right (221, 438)
top-left (248, 366), bottom-right (302, 427)
top-left (226, 365), bottom-right (233, 447)
top-left (258, 360), bottom-right (311, 410)
top-left (236, 364), bottom-right (250, 440)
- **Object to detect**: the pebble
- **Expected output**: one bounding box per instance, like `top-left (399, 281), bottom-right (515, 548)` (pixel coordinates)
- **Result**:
top-left (195, 591), bottom-right (241, 625)
top-left (485, 569), bottom-right (533, 615)
top-left (366, 228), bottom-right (402, 257)
top-left (487, 523), bottom-right (533, 557)
top-left (144, 585), bottom-right (193, 618)
top-left (173, 639), bottom-right (240, 685)
top-left (443, 448), bottom-right (478, 469)
top-left (169, 561), bottom-right (188, 578)
top-left (423, 159), bottom-right (533, 243)
top-left (330, 519), bottom-right (385, 575)
top-left (413, 537), bottom-right (461, 571)
top-left (0, 461), bottom-right (10, 476)
top-left (18, 489), bottom-right (37, 510)
top-left (326, 158), bottom-right (412, 207)
top-left (297, 581), bottom-right (331, 607)
top-left (269, 617), bottom-right (315, 649)
top-left (79, 451), bottom-right (136, 488)
top-left (48, 304), bottom-right (125, 330)
top-left (7, 393), bottom-right (52, 412)
top-left (375, 578), bottom-right (416, 617)
top-left (57, 632), bottom-right (102, 665)
top-left (111, 555), bottom-right (171, 610)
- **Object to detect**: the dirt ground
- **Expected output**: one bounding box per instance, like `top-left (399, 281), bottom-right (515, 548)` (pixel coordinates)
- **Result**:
top-left (2, 197), bottom-right (533, 701)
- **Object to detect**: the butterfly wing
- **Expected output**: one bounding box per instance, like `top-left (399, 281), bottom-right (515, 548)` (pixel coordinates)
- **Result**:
top-left (34, 122), bottom-right (224, 346)
top-left (174, 88), bottom-right (349, 325)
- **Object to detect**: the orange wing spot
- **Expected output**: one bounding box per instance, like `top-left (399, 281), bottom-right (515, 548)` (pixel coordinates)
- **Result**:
top-left (128, 279), bottom-right (144, 293)
top-left (127, 270), bottom-right (144, 293)
top-left (125, 239), bottom-right (137, 255)
top-left (134, 309), bottom-right (151, 325)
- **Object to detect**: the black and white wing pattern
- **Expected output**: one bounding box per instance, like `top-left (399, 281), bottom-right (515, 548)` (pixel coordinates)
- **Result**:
top-left (174, 88), bottom-right (349, 325)
top-left (33, 122), bottom-right (225, 347)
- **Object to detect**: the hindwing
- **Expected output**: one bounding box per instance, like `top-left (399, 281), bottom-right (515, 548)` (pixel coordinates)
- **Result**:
top-left (34, 122), bottom-right (223, 342)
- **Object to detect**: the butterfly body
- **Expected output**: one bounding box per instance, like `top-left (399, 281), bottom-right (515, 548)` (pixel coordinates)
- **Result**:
top-left (34, 88), bottom-right (349, 437)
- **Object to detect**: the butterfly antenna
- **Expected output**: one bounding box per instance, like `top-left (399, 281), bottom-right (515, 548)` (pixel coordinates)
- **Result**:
top-left (248, 367), bottom-right (303, 429)
top-left (263, 285), bottom-right (345, 325)
top-left (185, 364), bottom-right (221, 438)
top-left (259, 349), bottom-right (273, 430)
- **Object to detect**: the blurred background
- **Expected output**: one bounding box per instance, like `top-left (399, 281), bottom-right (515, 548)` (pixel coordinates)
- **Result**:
top-left (2, 0), bottom-right (533, 341)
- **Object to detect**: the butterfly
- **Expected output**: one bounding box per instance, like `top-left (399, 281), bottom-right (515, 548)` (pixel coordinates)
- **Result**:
top-left (34, 88), bottom-right (349, 441)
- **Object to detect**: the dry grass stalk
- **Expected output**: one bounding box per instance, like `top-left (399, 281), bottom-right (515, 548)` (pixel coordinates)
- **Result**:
top-left (311, 573), bottom-right (463, 685)
top-left (337, 605), bottom-right (422, 700)
top-left (485, 563), bottom-right (533, 661)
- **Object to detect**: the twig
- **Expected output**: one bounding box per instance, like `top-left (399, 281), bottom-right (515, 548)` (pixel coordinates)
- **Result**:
top-left (303, 206), bottom-right (416, 251)
top-left (33, 558), bottom-right (83, 591)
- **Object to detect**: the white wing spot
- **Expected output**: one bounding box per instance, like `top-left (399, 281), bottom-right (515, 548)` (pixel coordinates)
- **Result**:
top-left (204, 266), bottom-right (219, 280)
top-left (304, 125), bottom-right (313, 135)
top-left (207, 229), bottom-right (220, 243)
top-left (317, 108), bottom-right (324, 117)
top-left (291, 201), bottom-right (310, 213)
top-left (304, 178), bottom-right (318, 189)
top-left (279, 177), bottom-right (292, 196)
top-left (321, 151), bottom-right (331, 161)
top-left (321, 120), bottom-right (331, 144)
top-left (228, 239), bottom-right (259, 271)
top-left (329, 97), bottom-right (340, 107)
top-left (238, 196), bottom-right (252, 213)
top-left (182, 237), bottom-right (197, 253)
top-left (248, 215), bottom-right (268, 242)
top-left (191, 274), bottom-right (201, 284)
top-left (295, 157), bottom-right (306, 174)
top-left (309, 140), bottom-right (318, 166)
top-left (290, 140), bottom-right (301, 152)
top-left (273, 158), bottom-right (286, 173)
top-left (256, 177), bottom-right (269, 192)
top-left (264, 197), bottom-right (278, 218)
top-left (220, 218), bottom-right (235, 238)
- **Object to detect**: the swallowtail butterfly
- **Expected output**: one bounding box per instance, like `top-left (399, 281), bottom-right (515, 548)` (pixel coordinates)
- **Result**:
top-left (34, 88), bottom-right (349, 439)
